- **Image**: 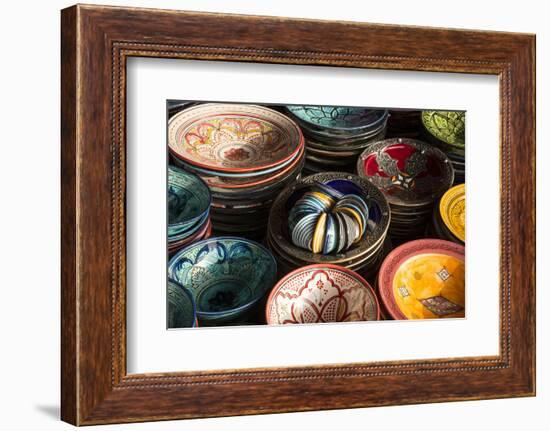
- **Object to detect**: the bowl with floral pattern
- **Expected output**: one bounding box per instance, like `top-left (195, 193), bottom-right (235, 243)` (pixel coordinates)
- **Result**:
top-left (168, 237), bottom-right (277, 324)
top-left (266, 264), bottom-right (379, 325)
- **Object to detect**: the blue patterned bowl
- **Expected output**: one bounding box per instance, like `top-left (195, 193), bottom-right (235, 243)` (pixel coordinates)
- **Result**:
top-left (168, 237), bottom-right (277, 324)
top-left (168, 166), bottom-right (211, 238)
top-left (167, 280), bottom-right (197, 328)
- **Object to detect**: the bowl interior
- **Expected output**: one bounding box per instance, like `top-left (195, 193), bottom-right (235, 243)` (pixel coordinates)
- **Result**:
top-left (168, 167), bottom-right (210, 228)
top-left (167, 280), bottom-right (196, 328)
top-left (169, 238), bottom-right (277, 316)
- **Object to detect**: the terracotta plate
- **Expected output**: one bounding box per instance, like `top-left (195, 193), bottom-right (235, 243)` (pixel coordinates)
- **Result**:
top-left (378, 239), bottom-right (465, 320)
top-left (169, 103), bottom-right (303, 173)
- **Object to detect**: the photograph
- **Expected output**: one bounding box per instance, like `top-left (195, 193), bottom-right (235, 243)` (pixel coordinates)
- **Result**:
top-left (166, 101), bottom-right (466, 328)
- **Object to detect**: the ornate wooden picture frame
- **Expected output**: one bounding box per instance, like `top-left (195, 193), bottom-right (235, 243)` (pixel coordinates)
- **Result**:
top-left (61, 4), bottom-right (536, 425)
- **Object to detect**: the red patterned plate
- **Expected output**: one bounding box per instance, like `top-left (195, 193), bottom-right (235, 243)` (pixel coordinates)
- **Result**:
top-left (266, 264), bottom-right (379, 324)
top-left (378, 239), bottom-right (465, 320)
top-left (168, 104), bottom-right (304, 173)
top-left (357, 138), bottom-right (454, 207)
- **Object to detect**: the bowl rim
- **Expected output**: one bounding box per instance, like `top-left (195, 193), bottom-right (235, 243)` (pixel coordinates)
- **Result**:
top-left (265, 263), bottom-right (380, 325)
top-left (168, 236), bottom-right (278, 317)
top-left (168, 103), bottom-right (305, 174)
top-left (377, 238), bottom-right (465, 320)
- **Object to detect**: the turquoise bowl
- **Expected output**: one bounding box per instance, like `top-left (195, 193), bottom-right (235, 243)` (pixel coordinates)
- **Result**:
top-left (168, 237), bottom-right (277, 324)
top-left (168, 166), bottom-right (211, 238)
top-left (167, 280), bottom-right (197, 328)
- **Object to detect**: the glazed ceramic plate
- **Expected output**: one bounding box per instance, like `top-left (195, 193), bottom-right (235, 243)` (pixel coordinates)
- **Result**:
top-left (286, 105), bottom-right (388, 133)
top-left (421, 110), bottom-right (465, 150)
top-left (357, 138), bottom-right (454, 207)
top-left (378, 239), bottom-right (465, 320)
top-left (168, 103), bottom-right (304, 173)
top-left (167, 280), bottom-right (197, 328)
top-left (168, 237), bottom-right (277, 323)
top-left (168, 166), bottom-right (211, 237)
top-left (439, 183), bottom-right (465, 242)
top-left (266, 264), bottom-right (379, 324)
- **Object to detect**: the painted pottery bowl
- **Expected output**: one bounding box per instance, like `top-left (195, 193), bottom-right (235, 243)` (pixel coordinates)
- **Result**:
top-left (168, 166), bottom-right (211, 238)
top-left (357, 138), bottom-right (454, 207)
top-left (286, 105), bottom-right (388, 133)
top-left (266, 264), bottom-right (379, 324)
top-left (167, 280), bottom-right (197, 328)
top-left (168, 237), bottom-right (277, 323)
top-left (168, 103), bottom-right (304, 173)
top-left (268, 172), bottom-right (390, 269)
top-left (439, 183), bottom-right (465, 242)
top-left (421, 110), bottom-right (465, 150)
top-left (378, 239), bottom-right (465, 320)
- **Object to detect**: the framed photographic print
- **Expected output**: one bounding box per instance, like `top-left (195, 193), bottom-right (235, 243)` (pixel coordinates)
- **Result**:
top-left (61, 4), bottom-right (536, 425)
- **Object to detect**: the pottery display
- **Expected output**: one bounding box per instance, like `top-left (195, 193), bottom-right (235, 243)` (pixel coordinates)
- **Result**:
top-left (167, 280), bottom-right (197, 328)
top-left (266, 264), bottom-right (379, 324)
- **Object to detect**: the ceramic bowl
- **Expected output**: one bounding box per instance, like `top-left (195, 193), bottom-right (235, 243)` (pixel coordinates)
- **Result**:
top-left (438, 183), bottom-right (465, 242)
top-left (168, 103), bottom-right (304, 173)
top-left (167, 280), bottom-right (197, 328)
top-left (168, 237), bottom-right (277, 324)
top-left (357, 138), bottom-right (455, 208)
top-left (421, 110), bottom-right (465, 150)
top-left (168, 166), bottom-right (211, 238)
top-left (378, 239), bottom-right (465, 320)
top-left (266, 264), bottom-right (380, 324)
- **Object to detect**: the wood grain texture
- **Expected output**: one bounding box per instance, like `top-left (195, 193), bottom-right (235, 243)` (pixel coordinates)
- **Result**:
top-left (60, 4), bottom-right (536, 425)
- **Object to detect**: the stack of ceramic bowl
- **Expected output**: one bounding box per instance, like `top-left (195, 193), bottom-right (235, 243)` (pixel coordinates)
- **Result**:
top-left (386, 110), bottom-right (422, 139)
top-left (168, 103), bottom-right (305, 240)
top-left (267, 172), bottom-right (391, 281)
top-left (167, 100), bottom-right (197, 119)
top-left (168, 237), bottom-right (277, 326)
top-left (421, 110), bottom-right (465, 184)
top-left (284, 105), bottom-right (388, 174)
top-left (168, 166), bottom-right (212, 256)
top-left (357, 138), bottom-right (454, 243)
top-left (377, 239), bottom-right (465, 320)
top-left (428, 183), bottom-right (465, 245)
top-left (266, 264), bottom-right (380, 324)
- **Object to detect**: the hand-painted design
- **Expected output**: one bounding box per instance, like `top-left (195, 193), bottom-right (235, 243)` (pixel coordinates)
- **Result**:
top-left (419, 296), bottom-right (464, 316)
top-left (421, 111), bottom-right (466, 149)
top-left (168, 238), bottom-right (277, 320)
top-left (357, 139), bottom-right (454, 206)
top-left (398, 286), bottom-right (409, 298)
top-left (436, 267), bottom-right (451, 281)
top-left (439, 183), bottom-right (466, 242)
top-left (168, 104), bottom-right (303, 172)
top-left (287, 105), bottom-right (388, 131)
top-left (266, 266), bottom-right (379, 324)
top-left (167, 280), bottom-right (196, 328)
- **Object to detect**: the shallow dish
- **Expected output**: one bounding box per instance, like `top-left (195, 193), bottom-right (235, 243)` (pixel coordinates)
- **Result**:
top-left (168, 237), bottom-right (277, 323)
top-left (378, 239), bottom-right (465, 320)
top-left (266, 264), bottom-right (379, 324)
top-left (357, 138), bottom-right (454, 207)
top-left (421, 110), bottom-right (465, 150)
top-left (167, 280), bottom-right (197, 328)
top-left (168, 103), bottom-right (303, 173)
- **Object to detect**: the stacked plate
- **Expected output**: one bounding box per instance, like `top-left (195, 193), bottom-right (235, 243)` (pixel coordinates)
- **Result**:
top-left (428, 183), bottom-right (465, 244)
top-left (421, 110), bottom-right (465, 184)
top-left (357, 138), bottom-right (454, 242)
top-left (284, 105), bottom-right (388, 174)
top-left (168, 166), bottom-right (212, 256)
top-left (377, 239), bottom-right (465, 320)
top-left (168, 103), bottom-right (305, 239)
top-left (267, 172), bottom-right (391, 281)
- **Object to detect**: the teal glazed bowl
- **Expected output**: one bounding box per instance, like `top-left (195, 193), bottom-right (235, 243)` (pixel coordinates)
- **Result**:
top-left (168, 166), bottom-right (211, 237)
top-left (168, 237), bottom-right (277, 324)
top-left (167, 280), bottom-right (197, 328)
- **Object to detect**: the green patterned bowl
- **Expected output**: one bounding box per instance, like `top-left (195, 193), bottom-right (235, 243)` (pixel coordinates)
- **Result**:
top-left (167, 280), bottom-right (197, 328)
top-left (421, 110), bottom-right (465, 150)
top-left (168, 237), bottom-right (277, 324)
top-left (168, 166), bottom-right (211, 238)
